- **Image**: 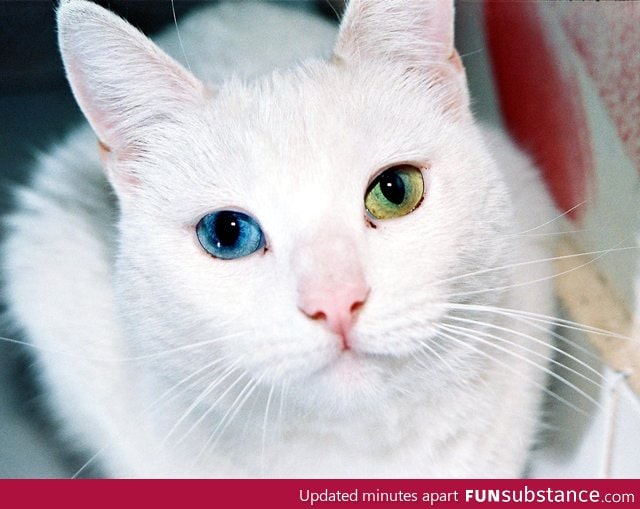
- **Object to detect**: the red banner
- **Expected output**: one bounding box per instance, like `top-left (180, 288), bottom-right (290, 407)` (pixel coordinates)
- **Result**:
top-left (1, 479), bottom-right (638, 508)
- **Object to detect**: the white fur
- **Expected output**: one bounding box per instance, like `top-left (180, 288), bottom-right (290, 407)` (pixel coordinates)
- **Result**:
top-left (2, 0), bottom-right (558, 477)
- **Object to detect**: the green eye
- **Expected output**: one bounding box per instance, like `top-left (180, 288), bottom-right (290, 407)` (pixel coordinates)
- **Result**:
top-left (365, 165), bottom-right (425, 220)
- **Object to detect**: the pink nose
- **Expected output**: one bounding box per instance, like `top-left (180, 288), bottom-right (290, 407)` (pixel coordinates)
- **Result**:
top-left (299, 284), bottom-right (369, 349)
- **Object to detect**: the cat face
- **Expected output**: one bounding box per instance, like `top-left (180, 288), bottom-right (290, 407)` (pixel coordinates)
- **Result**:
top-left (59, 0), bottom-right (513, 415)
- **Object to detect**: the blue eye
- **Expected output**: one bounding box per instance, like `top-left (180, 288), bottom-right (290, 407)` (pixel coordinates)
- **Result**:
top-left (196, 210), bottom-right (265, 260)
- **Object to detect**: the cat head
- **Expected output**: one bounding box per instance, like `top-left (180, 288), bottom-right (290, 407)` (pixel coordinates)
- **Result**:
top-left (57, 0), bottom-right (512, 418)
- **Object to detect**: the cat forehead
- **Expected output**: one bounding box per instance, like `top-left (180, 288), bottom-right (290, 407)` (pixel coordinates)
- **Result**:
top-left (200, 61), bottom-right (449, 175)
top-left (138, 60), bottom-right (462, 224)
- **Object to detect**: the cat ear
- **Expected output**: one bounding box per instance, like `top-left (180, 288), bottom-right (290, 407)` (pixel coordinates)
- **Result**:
top-left (57, 0), bottom-right (208, 191)
top-left (333, 0), bottom-right (468, 117)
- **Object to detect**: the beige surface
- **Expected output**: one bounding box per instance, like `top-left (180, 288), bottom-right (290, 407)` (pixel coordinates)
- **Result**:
top-left (554, 235), bottom-right (639, 396)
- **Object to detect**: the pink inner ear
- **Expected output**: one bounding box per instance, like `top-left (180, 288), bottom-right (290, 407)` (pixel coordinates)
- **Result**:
top-left (449, 48), bottom-right (464, 73)
top-left (64, 58), bottom-right (121, 151)
top-left (430, 0), bottom-right (456, 58)
top-left (98, 141), bottom-right (141, 190)
top-left (334, 0), bottom-right (458, 64)
top-left (58, 0), bottom-right (208, 199)
top-left (419, 1), bottom-right (469, 116)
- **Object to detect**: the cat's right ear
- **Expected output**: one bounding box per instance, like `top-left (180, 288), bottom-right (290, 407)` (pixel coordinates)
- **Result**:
top-left (57, 0), bottom-right (208, 194)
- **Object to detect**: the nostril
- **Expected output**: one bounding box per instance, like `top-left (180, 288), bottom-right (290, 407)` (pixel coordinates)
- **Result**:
top-left (350, 299), bottom-right (366, 315)
top-left (298, 287), bottom-right (370, 337)
top-left (309, 310), bottom-right (327, 321)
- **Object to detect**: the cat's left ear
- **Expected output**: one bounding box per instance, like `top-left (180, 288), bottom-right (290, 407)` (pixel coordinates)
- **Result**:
top-left (334, 0), bottom-right (468, 118)
top-left (57, 0), bottom-right (208, 194)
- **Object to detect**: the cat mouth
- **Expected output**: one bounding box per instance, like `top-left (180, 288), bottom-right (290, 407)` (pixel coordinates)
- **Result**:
top-left (313, 347), bottom-right (406, 381)
top-left (309, 351), bottom-right (375, 386)
top-left (294, 349), bottom-right (414, 412)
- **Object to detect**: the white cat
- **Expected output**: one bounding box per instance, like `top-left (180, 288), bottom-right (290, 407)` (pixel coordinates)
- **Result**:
top-left (2, 0), bottom-right (560, 477)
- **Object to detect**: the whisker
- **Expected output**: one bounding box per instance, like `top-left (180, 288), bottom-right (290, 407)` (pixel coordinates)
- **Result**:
top-left (0, 331), bottom-right (248, 362)
top-left (125, 333), bottom-right (248, 361)
top-left (439, 322), bottom-right (602, 411)
top-left (71, 449), bottom-right (102, 479)
top-left (71, 357), bottom-right (242, 479)
top-left (445, 314), bottom-right (606, 385)
top-left (277, 378), bottom-right (288, 438)
top-left (445, 302), bottom-right (633, 342)
top-left (441, 244), bottom-right (637, 291)
top-left (70, 354), bottom-right (236, 477)
top-left (459, 48), bottom-right (484, 60)
top-left (442, 320), bottom-right (605, 401)
top-left (515, 313), bottom-right (604, 365)
top-left (509, 201), bottom-right (586, 236)
top-left (507, 229), bottom-right (588, 238)
top-left (171, 363), bottom-right (246, 446)
top-left (170, 0), bottom-right (192, 73)
top-left (142, 355), bottom-right (233, 417)
top-left (414, 337), bottom-right (459, 375)
top-left (412, 345), bottom-right (481, 392)
top-left (195, 375), bottom-right (262, 466)
top-left (261, 383), bottom-right (276, 477)
top-left (217, 377), bottom-right (262, 446)
top-left (435, 326), bottom-right (589, 416)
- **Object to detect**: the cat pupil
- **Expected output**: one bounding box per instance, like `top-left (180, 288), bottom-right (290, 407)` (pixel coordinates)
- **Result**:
top-left (380, 171), bottom-right (405, 204)
top-left (214, 212), bottom-right (240, 247)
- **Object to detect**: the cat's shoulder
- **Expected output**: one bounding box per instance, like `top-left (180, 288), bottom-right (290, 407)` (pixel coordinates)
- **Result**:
top-left (6, 126), bottom-right (114, 235)
top-left (2, 125), bottom-right (116, 343)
